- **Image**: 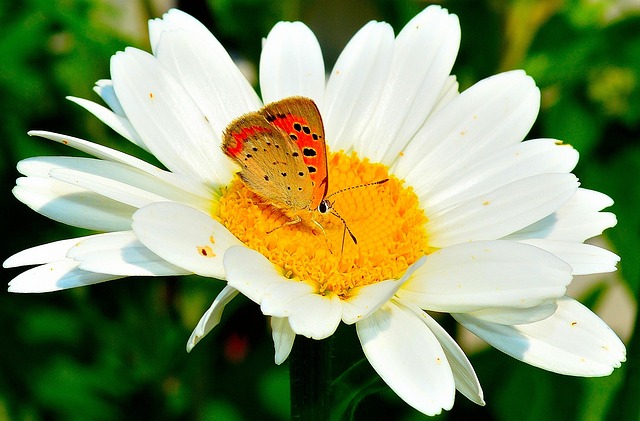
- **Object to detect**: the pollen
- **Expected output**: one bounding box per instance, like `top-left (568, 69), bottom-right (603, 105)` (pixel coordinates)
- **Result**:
top-left (217, 152), bottom-right (428, 297)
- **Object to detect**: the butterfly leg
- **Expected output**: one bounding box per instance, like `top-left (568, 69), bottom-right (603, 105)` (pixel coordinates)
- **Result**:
top-left (266, 215), bottom-right (333, 254)
top-left (310, 218), bottom-right (333, 254)
top-left (266, 215), bottom-right (302, 234)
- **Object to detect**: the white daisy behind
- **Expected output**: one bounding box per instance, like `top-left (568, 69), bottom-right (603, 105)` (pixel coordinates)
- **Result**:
top-left (5, 5), bottom-right (625, 416)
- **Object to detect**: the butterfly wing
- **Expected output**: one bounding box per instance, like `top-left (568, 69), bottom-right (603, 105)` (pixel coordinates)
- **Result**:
top-left (222, 114), bottom-right (314, 210)
top-left (260, 97), bottom-right (328, 209)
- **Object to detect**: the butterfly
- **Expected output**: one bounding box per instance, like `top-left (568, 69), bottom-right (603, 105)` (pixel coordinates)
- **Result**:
top-left (222, 96), bottom-right (387, 244)
top-left (222, 96), bottom-right (329, 214)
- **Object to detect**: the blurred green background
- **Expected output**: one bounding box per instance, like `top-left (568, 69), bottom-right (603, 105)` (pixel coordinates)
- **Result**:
top-left (1, 0), bottom-right (639, 419)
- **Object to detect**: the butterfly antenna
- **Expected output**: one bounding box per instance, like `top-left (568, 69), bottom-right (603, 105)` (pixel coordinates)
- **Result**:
top-left (325, 178), bottom-right (389, 200)
top-left (330, 209), bottom-right (357, 245)
top-left (340, 224), bottom-right (347, 256)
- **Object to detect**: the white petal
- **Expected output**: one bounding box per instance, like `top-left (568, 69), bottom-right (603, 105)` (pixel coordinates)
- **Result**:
top-left (373, 6), bottom-right (461, 164)
top-left (427, 173), bottom-right (579, 247)
top-left (455, 296), bottom-right (626, 376)
top-left (395, 71), bottom-right (540, 190)
top-left (224, 245), bottom-right (288, 303)
top-left (148, 9), bottom-right (213, 54)
top-left (27, 131), bottom-right (213, 199)
top-left (16, 154), bottom-right (210, 225)
top-left (399, 241), bottom-right (572, 312)
top-left (423, 139), bottom-right (579, 214)
top-left (259, 22), bottom-right (325, 106)
top-left (111, 47), bottom-right (236, 186)
top-left (430, 75), bottom-right (459, 115)
top-left (261, 280), bottom-right (341, 339)
top-left (186, 286), bottom-right (239, 352)
top-left (224, 246), bottom-right (342, 339)
top-left (94, 79), bottom-right (125, 116)
top-left (13, 176), bottom-right (134, 231)
top-left (323, 21), bottom-right (394, 152)
top-left (356, 300), bottom-right (455, 415)
top-left (45, 170), bottom-right (165, 210)
top-left (571, 187), bottom-right (614, 211)
top-left (4, 235), bottom-right (99, 267)
top-left (341, 256), bottom-right (425, 324)
top-left (68, 231), bottom-right (190, 276)
top-left (286, 293), bottom-right (342, 340)
top-left (464, 302), bottom-right (558, 325)
top-left (153, 25), bottom-right (261, 136)
top-left (271, 317), bottom-right (296, 365)
top-left (507, 188), bottom-right (617, 243)
top-left (407, 304), bottom-right (485, 406)
top-left (260, 279), bottom-right (316, 317)
top-left (67, 96), bottom-right (147, 150)
top-left (519, 239), bottom-right (619, 275)
top-left (132, 202), bottom-right (242, 278)
top-left (7, 259), bottom-right (121, 293)
top-left (46, 158), bottom-right (210, 211)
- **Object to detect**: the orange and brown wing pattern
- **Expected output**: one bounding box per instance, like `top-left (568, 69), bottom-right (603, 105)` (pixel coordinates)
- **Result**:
top-left (260, 97), bottom-right (328, 209)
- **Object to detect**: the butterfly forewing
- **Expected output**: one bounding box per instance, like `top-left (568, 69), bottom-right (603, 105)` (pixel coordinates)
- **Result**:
top-left (259, 97), bottom-right (328, 209)
top-left (222, 114), bottom-right (314, 210)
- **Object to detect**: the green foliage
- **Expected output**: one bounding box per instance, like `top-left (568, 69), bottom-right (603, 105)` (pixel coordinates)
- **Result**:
top-left (1, 0), bottom-right (638, 420)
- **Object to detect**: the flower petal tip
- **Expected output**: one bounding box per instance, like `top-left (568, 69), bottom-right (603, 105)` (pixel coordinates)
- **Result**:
top-left (185, 337), bottom-right (199, 353)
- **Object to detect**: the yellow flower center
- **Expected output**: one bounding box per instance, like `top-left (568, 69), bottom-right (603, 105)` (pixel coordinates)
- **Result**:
top-left (217, 152), bottom-right (428, 297)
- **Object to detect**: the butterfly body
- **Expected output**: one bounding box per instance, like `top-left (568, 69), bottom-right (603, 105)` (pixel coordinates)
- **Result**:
top-left (222, 97), bottom-right (328, 213)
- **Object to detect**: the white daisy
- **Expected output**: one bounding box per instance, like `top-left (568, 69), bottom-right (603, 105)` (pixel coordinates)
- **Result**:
top-left (5, 5), bottom-right (625, 416)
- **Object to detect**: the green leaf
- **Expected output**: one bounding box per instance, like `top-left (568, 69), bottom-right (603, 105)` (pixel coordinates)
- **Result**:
top-left (330, 358), bottom-right (385, 421)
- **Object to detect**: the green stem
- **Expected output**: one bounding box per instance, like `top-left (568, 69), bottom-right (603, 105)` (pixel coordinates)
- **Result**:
top-left (289, 336), bottom-right (333, 420)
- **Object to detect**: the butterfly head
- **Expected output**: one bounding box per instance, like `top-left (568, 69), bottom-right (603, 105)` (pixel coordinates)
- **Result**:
top-left (317, 199), bottom-right (332, 215)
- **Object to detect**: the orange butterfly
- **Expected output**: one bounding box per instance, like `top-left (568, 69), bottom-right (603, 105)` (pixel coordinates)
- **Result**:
top-left (222, 96), bottom-right (387, 245)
